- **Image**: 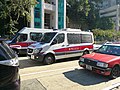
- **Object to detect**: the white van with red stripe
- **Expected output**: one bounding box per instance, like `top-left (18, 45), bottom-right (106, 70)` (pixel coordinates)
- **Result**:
top-left (27, 28), bottom-right (94, 64)
top-left (8, 27), bottom-right (53, 55)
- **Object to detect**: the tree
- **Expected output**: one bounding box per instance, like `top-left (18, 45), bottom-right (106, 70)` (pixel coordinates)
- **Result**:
top-left (67, 0), bottom-right (90, 30)
top-left (0, 0), bottom-right (37, 37)
top-left (67, 0), bottom-right (114, 30)
top-left (96, 17), bottom-right (115, 30)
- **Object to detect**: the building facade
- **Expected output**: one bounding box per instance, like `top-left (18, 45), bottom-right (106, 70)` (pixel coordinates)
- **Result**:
top-left (99, 0), bottom-right (120, 30)
top-left (30, 0), bottom-right (66, 29)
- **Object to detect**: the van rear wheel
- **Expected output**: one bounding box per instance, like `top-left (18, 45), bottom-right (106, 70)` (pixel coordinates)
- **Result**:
top-left (43, 54), bottom-right (54, 65)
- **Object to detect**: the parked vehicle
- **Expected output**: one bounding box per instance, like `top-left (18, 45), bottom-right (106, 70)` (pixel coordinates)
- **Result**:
top-left (7, 27), bottom-right (53, 55)
top-left (79, 43), bottom-right (120, 79)
top-left (27, 28), bottom-right (94, 64)
top-left (0, 38), bottom-right (20, 90)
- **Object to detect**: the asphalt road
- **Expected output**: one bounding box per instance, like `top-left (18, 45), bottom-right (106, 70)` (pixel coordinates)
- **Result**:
top-left (19, 57), bottom-right (120, 90)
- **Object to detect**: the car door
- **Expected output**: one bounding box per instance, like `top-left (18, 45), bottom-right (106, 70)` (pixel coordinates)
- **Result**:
top-left (50, 33), bottom-right (66, 59)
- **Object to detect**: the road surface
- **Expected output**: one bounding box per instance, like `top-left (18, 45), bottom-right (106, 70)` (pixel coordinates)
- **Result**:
top-left (19, 57), bottom-right (120, 90)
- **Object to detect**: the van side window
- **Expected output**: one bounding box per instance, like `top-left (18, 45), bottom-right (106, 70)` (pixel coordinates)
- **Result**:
top-left (53, 33), bottom-right (65, 44)
top-left (17, 34), bottom-right (27, 42)
top-left (81, 34), bottom-right (92, 43)
top-left (30, 32), bottom-right (43, 41)
top-left (67, 33), bottom-right (81, 44)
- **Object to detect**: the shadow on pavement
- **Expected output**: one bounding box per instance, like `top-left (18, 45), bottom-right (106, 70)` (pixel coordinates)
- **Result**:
top-left (19, 59), bottom-right (44, 69)
top-left (19, 56), bottom-right (80, 69)
top-left (63, 68), bottom-right (110, 86)
top-left (55, 56), bottom-right (80, 63)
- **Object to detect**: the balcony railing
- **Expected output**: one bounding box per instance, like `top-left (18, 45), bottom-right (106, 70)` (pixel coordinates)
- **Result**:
top-left (44, 3), bottom-right (56, 11)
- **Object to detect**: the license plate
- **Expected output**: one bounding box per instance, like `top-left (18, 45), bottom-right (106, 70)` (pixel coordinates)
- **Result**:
top-left (86, 65), bottom-right (92, 70)
top-left (31, 55), bottom-right (34, 59)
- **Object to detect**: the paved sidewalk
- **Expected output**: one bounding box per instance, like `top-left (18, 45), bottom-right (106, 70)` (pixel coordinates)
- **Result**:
top-left (21, 79), bottom-right (46, 90)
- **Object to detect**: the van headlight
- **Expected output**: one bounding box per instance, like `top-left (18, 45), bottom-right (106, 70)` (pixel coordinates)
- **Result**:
top-left (97, 62), bottom-right (108, 68)
top-left (79, 57), bottom-right (85, 62)
top-left (34, 48), bottom-right (42, 54)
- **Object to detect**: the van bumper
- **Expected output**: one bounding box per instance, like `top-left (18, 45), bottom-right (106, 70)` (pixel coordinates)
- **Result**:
top-left (28, 54), bottom-right (45, 62)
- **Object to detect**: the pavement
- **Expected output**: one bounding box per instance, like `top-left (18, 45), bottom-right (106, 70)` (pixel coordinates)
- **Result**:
top-left (21, 79), bottom-right (46, 90)
top-left (19, 57), bottom-right (120, 90)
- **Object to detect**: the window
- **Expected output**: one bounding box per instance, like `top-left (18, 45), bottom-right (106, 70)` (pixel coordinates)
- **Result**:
top-left (0, 54), bottom-right (6, 61)
top-left (30, 32), bottom-right (43, 41)
top-left (67, 33), bottom-right (81, 44)
top-left (53, 33), bottom-right (65, 44)
top-left (35, 11), bottom-right (40, 18)
top-left (16, 34), bottom-right (27, 42)
top-left (40, 32), bottom-right (57, 43)
top-left (81, 34), bottom-right (92, 43)
top-left (35, 22), bottom-right (40, 27)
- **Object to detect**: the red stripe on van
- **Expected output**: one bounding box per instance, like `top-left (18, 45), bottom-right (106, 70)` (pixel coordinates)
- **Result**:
top-left (54, 45), bottom-right (93, 52)
top-left (10, 42), bottom-right (34, 47)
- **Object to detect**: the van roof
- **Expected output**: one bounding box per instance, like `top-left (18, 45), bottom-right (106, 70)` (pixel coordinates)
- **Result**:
top-left (43, 29), bottom-right (93, 35)
top-left (18, 27), bottom-right (92, 34)
top-left (18, 27), bottom-right (53, 33)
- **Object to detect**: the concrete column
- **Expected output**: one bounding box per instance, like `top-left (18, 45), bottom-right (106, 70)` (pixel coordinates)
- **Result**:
top-left (64, 0), bottom-right (66, 29)
top-left (41, 0), bottom-right (44, 29)
top-left (55, 0), bottom-right (58, 29)
top-left (116, 4), bottom-right (119, 31)
top-left (30, 7), bottom-right (34, 28)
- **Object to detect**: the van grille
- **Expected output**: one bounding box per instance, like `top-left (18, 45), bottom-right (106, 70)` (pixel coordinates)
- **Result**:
top-left (28, 48), bottom-right (33, 53)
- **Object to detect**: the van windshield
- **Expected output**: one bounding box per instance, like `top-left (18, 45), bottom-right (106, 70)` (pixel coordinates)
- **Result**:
top-left (40, 32), bottom-right (57, 43)
top-left (11, 33), bottom-right (27, 43)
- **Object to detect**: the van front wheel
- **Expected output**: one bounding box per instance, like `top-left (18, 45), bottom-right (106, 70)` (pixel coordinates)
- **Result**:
top-left (43, 54), bottom-right (54, 65)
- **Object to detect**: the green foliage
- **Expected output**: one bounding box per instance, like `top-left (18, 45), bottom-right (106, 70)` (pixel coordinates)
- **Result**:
top-left (96, 17), bottom-right (115, 30)
top-left (93, 29), bottom-right (120, 42)
top-left (67, 0), bottom-right (115, 30)
top-left (0, 0), bottom-right (37, 37)
top-left (67, 0), bottom-right (90, 30)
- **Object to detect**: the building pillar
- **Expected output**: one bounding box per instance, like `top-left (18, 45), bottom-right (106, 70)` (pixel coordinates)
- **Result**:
top-left (64, 0), bottom-right (66, 29)
top-left (116, 4), bottom-right (120, 31)
top-left (55, 0), bottom-right (58, 29)
top-left (30, 7), bottom-right (34, 28)
top-left (41, 0), bottom-right (44, 29)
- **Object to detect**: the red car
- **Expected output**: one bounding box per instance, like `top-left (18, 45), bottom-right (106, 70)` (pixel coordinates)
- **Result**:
top-left (79, 43), bottom-right (120, 79)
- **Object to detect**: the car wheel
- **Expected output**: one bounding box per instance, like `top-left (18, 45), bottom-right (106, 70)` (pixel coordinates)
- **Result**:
top-left (43, 54), bottom-right (54, 65)
top-left (82, 50), bottom-right (89, 56)
top-left (110, 65), bottom-right (120, 79)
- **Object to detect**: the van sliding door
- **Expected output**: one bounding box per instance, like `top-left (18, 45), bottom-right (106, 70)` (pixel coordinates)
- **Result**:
top-left (66, 33), bottom-right (82, 58)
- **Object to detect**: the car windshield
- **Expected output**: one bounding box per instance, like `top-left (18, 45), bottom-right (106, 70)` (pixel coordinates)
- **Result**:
top-left (0, 41), bottom-right (16, 60)
top-left (40, 32), bottom-right (57, 43)
top-left (96, 45), bottom-right (120, 56)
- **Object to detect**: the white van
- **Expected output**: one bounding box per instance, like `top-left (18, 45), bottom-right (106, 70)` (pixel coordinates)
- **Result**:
top-left (8, 27), bottom-right (53, 55)
top-left (27, 28), bottom-right (94, 64)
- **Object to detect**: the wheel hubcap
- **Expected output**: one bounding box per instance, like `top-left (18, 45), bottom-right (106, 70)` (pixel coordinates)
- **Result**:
top-left (112, 67), bottom-right (120, 78)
